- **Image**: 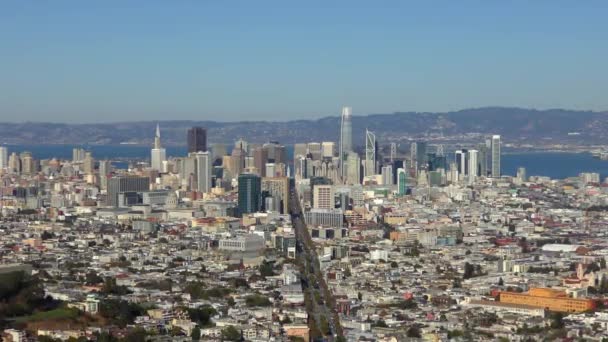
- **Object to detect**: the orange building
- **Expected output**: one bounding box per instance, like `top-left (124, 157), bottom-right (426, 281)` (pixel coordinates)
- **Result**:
top-left (499, 288), bottom-right (595, 313)
top-left (284, 324), bottom-right (310, 342)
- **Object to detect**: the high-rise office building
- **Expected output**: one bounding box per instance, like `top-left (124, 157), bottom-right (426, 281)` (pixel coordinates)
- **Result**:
top-left (8, 152), bottom-right (20, 174)
top-left (364, 129), bottom-right (376, 177)
top-left (491, 135), bottom-right (501, 177)
top-left (381, 164), bottom-right (393, 185)
top-left (397, 168), bottom-right (407, 196)
top-left (195, 151), bottom-right (212, 193)
top-left (415, 141), bottom-right (428, 172)
top-left (187, 127), bottom-right (207, 153)
top-left (230, 147), bottom-right (245, 177)
top-left (0, 146), bottom-right (7, 170)
top-left (517, 167), bottom-right (527, 182)
top-left (98, 160), bottom-right (111, 190)
top-left (262, 177), bottom-right (289, 214)
top-left (477, 142), bottom-right (488, 177)
top-left (238, 173), bottom-right (261, 214)
top-left (321, 142), bottom-right (336, 158)
top-left (390, 143), bottom-right (397, 163)
top-left (72, 148), bottom-right (86, 162)
top-left (82, 151), bottom-right (95, 175)
top-left (265, 163), bottom-right (276, 178)
top-left (235, 139), bottom-right (248, 154)
top-left (345, 151), bottom-right (360, 185)
top-left (294, 143), bottom-right (308, 158)
top-left (467, 149), bottom-right (479, 183)
top-left (106, 176), bottom-right (150, 207)
top-left (211, 143), bottom-right (227, 163)
top-left (151, 124), bottom-right (166, 172)
top-left (339, 106), bottom-right (353, 179)
top-left (307, 142), bottom-right (322, 160)
top-left (20, 152), bottom-right (35, 175)
top-left (313, 185), bottom-right (334, 209)
top-left (455, 150), bottom-right (467, 177)
top-left (252, 146), bottom-right (268, 177)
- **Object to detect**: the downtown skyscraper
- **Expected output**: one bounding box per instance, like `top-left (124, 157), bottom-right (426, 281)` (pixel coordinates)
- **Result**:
top-left (151, 124), bottom-right (166, 172)
top-left (491, 135), bottom-right (501, 177)
top-left (0, 146), bottom-right (7, 170)
top-left (195, 151), bottom-right (212, 193)
top-left (364, 129), bottom-right (376, 177)
top-left (187, 127), bottom-right (207, 153)
top-left (339, 106), bottom-right (353, 180)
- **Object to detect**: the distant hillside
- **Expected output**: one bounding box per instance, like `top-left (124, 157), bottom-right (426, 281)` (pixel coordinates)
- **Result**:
top-left (0, 107), bottom-right (606, 146)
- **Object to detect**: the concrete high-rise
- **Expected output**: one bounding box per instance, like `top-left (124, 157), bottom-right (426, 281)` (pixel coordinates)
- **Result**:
top-left (364, 129), bottom-right (376, 177)
top-left (313, 185), bottom-right (334, 210)
top-left (262, 177), bottom-right (289, 214)
top-left (252, 146), bottom-right (268, 177)
top-left (491, 135), bottom-right (501, 177)
top-left (106, 176), bottom-right (150, 207)
top-left (381, 164), bottom-right (393, 185)
top-left (82, 151), bottom-right (95, 175)
top-left (321, 142), bottom-right (336, 158)
top-left (20, 152), bottom-right (35, 175)
top-left (238, 173), bottom-right (261, 214)
top-left (187, 127), bottom-right (207, 153)
top-left (414, 141), bottom-right (428, 172)
top-left (390, 143), bottom-right (397, 163)
top-left (455, 150), bottom-right (467, 177)
top-left (211, 143), bottom-right (227, 163)
top-left (345, 151), bottom-right (360, 185)
top-left (72, 148), bottom-right (86, 162)
top-left (0, 146), bottom-right (7, 170)
top-left (98, 160), bottom-right (111, 190)
top-left (195, 151), bottom-right (212, 193)
top-left (467, 149), bottom-right (478, 183)
top-left (151, 124), bottom-right (166, 172)
top-left (307, 142), bottom-right (322, 160)
top-left (8, 152), bottom-right (20, 174)
top-left (339, 106), bottom-right (353, 179)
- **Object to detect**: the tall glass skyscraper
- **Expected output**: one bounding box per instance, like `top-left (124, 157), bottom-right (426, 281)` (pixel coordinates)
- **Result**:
top-left (238, 173), bottom-right (261, 215)
top-left (339, 106), bottom-right (352, 180)
top-left (187, 127), bottom-right (207, 153)
top-left (397, 168), bottom-right (407, 196)
top-left (364, 129), bottom-right (376, 177)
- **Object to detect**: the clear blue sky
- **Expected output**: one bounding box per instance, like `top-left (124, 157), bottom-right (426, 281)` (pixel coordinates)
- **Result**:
top-left (0, 1), bottom-right (606, 123)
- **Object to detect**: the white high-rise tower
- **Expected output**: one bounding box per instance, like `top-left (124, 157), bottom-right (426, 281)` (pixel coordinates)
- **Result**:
top-left (0, 146), bottom-right (7, 170)
top-left (491, 135), bottom-right (501, 178)
top-left (339, 106), bottom-right (353, 180)
top-left (364, 129), bottom-right (376, 177)
top-left (195, 151), bottom-right (211, 193)
top-left (151, 124), bottom-right (166, 172)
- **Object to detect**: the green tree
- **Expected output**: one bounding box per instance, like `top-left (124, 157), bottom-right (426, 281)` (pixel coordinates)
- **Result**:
top-left (98, 299), bottom-right (145, 327)
top-left (245, 294), bottom-right (272, 307)
top-left (373, 319), bottom-right (388, 328)
top-left (259, 261), bottom-right (275, 278)
top-left (220, 326), bottom-right (241, 341)
top-left (463, 262), bottom-right (475, 279)
top-left (319, 315), bottom-right (330, 334)
top-left (407, 325), bottom-right (421, 338)
top-left (188, 305), bottom-right (217, 326)
top-left (550, 312), bottom-right (564, 329)
top-left (85, 271), bottom-right (103, 285)
top-left (191, 326), bottom-right (201, 341)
